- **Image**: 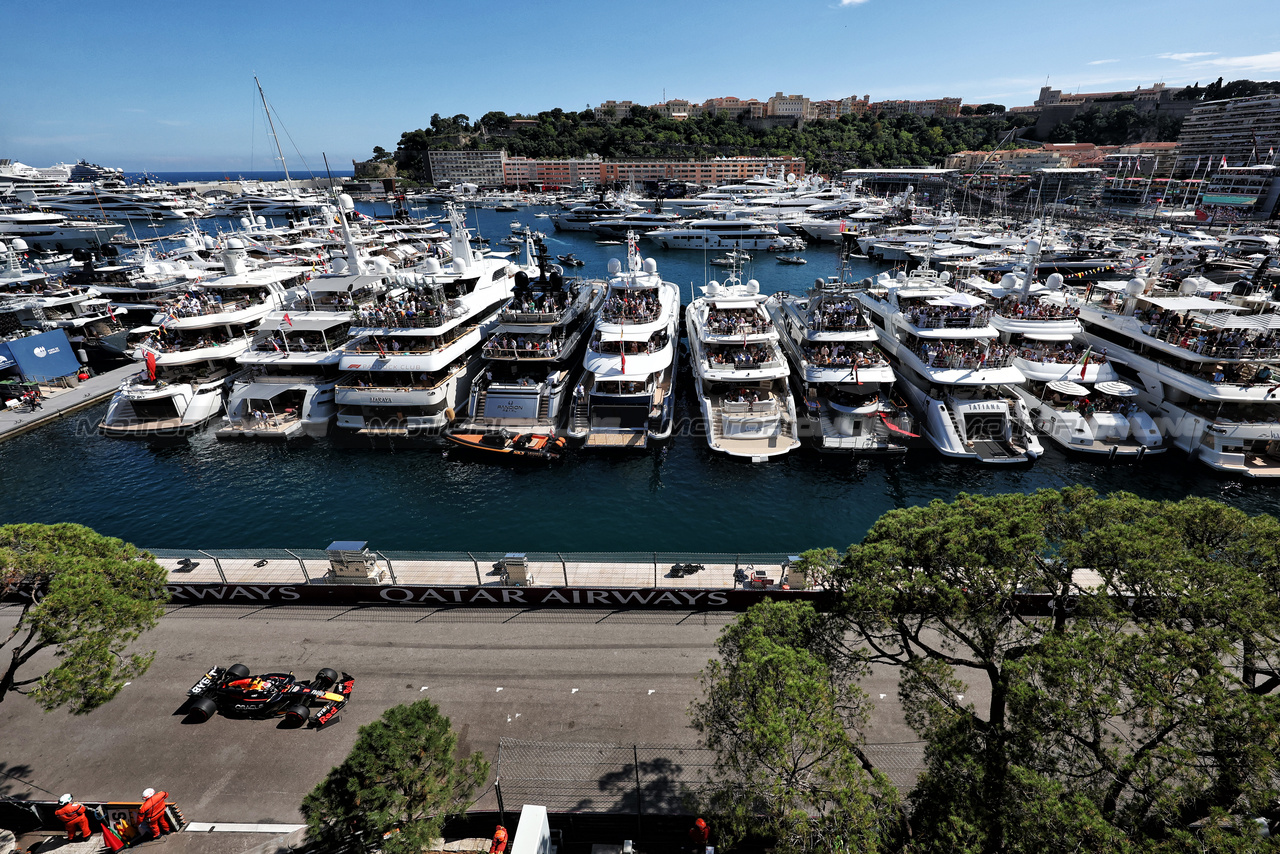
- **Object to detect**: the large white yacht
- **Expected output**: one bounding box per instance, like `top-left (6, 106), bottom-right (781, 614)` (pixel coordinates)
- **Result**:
top-left (332, 205), bottom-right (531, 443)
top-left (551, 201), bottom-right (639, 232)
top-left (645, 211), bottom-right (799, 251)
top-left (857, 269), bottom-right (1042, 463)
top-left (686, 265), bottom-right (800, 461)
top-left (767, 276), bottom-right (914, 454)
top-left (449, 239), bottom-right (603, 443)
top-left (98, 243), bottom-right (307, 436)
top-left (565, 237), bottom-right (680, 450)
top-left (965, 269), bottom-right (1163, 458)
top-left (1077, 275), bottom-right (1280, 477)
top-left (0, 211), bottom-right (124, 252)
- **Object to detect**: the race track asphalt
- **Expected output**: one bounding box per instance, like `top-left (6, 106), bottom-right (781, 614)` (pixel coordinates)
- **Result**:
top-left (0, 604), bottom-right (931, 828)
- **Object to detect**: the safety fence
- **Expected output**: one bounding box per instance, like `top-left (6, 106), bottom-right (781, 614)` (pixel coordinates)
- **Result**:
top-left (148, 548), bottom-right (800, 591)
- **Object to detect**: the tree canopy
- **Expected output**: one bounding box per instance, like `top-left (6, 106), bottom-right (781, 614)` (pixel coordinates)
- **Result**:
top-left (694, 489), bottom-right (1280, 853)
top-left (0, 523), bottom-right (168, 714)
top-left (301, 698), bottom-right (489, 854)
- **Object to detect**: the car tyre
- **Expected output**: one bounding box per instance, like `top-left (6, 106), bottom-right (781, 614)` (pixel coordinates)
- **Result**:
top-left (313, 668), bottom-right (339, 690)
top-left (225, 663), bottom-right (250, 680)
top-left (187, 696), bottom-right (218, 723)
top-left (284, 704), bottom-right (310, 726)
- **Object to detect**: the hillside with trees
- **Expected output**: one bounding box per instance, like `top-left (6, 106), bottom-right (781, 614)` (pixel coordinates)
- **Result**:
top-left (380, 79), bottom-right (1276, 182)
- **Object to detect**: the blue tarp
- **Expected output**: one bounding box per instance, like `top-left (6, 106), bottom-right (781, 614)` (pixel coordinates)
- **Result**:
top-left (4, 330), bottom-right (80, 381)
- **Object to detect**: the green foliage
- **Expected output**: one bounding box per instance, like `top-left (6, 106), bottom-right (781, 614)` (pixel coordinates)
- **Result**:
top-left (695, 490), bottom-right (1280, 853)
top-left (385, 110), bottom-right (1035, 180)
top-left (691, 599), bottom-right (903, 853)
top-left (301, 698), bottom-right (489, 854)
top-left (1047, 105), bottom-right (1179, 145)
top-left (0, 523), bottom-right (168, 714)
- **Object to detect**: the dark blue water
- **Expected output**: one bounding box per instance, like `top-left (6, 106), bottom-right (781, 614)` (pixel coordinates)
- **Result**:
top-left (2, 204), bottom-right (1276, 552)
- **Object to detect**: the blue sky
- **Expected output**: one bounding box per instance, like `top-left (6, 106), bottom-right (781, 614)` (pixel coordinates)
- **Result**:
top-left (4, 0), bottom-right (1278, 172)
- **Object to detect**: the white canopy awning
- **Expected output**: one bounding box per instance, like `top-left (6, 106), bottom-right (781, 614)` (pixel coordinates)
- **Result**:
top-left (1143, 296), bottom-right (1247, 311)
top-left (1048, 380), bottom-right (1089, 396)
top-left (1022, 331), bottom-right (1076, 342)
top-left (1095, 381), bottom-right (1139, 397)
top-left (926, 292), bottom-right (987, 308)
top-left (1200, 312), bottom-right (1280, 330)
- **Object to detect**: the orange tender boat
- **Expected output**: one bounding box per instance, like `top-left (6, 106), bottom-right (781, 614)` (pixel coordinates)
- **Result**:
top-left (444, 428), bottom-right (568, 460)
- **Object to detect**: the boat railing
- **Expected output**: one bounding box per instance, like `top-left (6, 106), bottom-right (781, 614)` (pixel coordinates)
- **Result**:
top-left (1146, 324), bottom-right (1280, 361)
top-left (482, 341), bottom-right (567, 360)
top-left (809, 316), bottom-right (872, 332)
top-left (171, 298), bottom-right (252, 318)
top-left (352, 305), bottom-right (464, 329)
top-left (910, 341), bottom-right (1017, 370)
top-left (1017, 346), bottom-right (1107, 365)
top-left (720, 398), bottom-right (780, 416)
top-left (801, 346), bottom-right (887, 368)
top-left (500, 309), bottom-right (564, 323)
top-left (908, 310), bottom-right (993, 330)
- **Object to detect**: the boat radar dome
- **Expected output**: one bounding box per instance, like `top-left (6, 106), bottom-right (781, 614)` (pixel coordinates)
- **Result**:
top-left (1000, 273), bottom-right (1020, 290)
top-left (746, 279), bottom-right (760, 294)
top-left (339, 194), bottom-right (355, 211)
top-left (203, 237), bottom-right (217, 250)
top-left (607, 258), bottom-right (622, 275)
top-left (876, 271), bottom-right (891, 284)
top-left (420, 258), bottom-right (441, 275)
top-left (227, 238), bottom-right (244, 250)
top-left (1026, 239), bottom-right (1040, 256)
top-left (240, 217), bottom-right (251, 229)
top-left (11, 239), bottom-right (27, 252)
top-left (331, 257), bottom-right (349, 275)
top-left (939, 270), bottom-right (952, 284)
top-left (642, 258), bottom-right (657, 273)
top-left (1046, 272), bottom-right (1064, 289)
top-left (183, 237), bottom-right (198, 249)
top-left (1125, 278), bottom-right (1146, 296)
top-left (895, 271), bottom-right (907, 282)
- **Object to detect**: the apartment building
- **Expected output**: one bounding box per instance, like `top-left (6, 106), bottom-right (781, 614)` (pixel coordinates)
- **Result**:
top-left (871, 98), bottom-right (962, 119)
top-left (766, 92), bottom-right (815, 120)
top-left (426, 150), bottom-right (507, 188)
top-left (593, 101), bottom-right (638, 123)
top-left (812, 96), bottom-right (872, 120)
top-left (1175, 94), bottom-right (1280, 173)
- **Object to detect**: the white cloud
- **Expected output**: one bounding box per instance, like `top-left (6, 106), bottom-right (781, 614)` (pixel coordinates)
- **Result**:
top-left (838, 0), bottom-right (871, 5)
top-left (1158, 51), bottom-right (1217, 62)
top-left (1193, 51), bottom-right (1280, 74)
top-left (1087, 59), bottom-right (1119, 66)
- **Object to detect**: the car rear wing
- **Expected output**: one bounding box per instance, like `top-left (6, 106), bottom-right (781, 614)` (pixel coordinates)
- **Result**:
top-left (313, 672), bottom-right (354, 729)
top-left (188, 667), bottom-right (223, 696)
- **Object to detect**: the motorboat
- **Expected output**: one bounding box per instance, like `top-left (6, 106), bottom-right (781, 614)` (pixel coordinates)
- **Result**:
top-left (565, 235), bottom-right (680, 450)
top-left (686, 264), bottom-right (800, 461)
top-left (856, 268), bottom-right (1042, 463)
top-left (645, 211), bottom-right (799, 251)
top-left (443, 428), bottom-right (567, 460)
top-left (452, 237), bottom-right (603, 442)
top-left (0, 210), bottom-right (124, 253)
top-left (776, 255), bottom-right (807, 265)
top-left (767, 270), bottom-right (914, 454)
top-left (557, 254), bottom-right (585, 267)
top-left (332, 204), bottom-right (536, 443)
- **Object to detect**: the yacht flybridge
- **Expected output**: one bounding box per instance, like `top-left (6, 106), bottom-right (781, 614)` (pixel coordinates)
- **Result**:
top-left (1077, 274), bottom-right (1280, 477)
top-left (857, 268), bottom-right (1042, 463)
top-left (333, 204), bottom-right (535, 444)
top-left (686, 264), bottom-right (800, 461)
top-left (565, 235), bottom-right (679, 450)
top-left (767, 274), bottom-right (914, 454)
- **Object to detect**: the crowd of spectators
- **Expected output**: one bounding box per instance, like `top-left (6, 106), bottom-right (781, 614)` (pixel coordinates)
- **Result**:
top-left (906, 304), bottom-right (992, 329)
top-left (807, 298), bottom-right (868, 332)
top-left (603, 290), bottom-right (660, 322)
top-left (911, 340), bottom-right (1017, 370)
top-left (707, 308), bottom-right (770, 335)
top-left (802, 343), bottom-right (885, 368)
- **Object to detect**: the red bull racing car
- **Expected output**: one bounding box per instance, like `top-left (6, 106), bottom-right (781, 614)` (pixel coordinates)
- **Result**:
top-left (185, 663), bottom-right (353, 728)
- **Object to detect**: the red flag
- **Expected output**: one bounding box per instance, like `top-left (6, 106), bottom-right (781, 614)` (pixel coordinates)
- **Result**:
top-left (1220, 155), bottom-right (1228, 168)
top-left (145, 351), bottom-right (157, 382)
top-left (878, 412), bottom-right (920, 438)
top-left (106, 304), bottom-right (117, 323)
top-left (283, 313), bottom-right (294, 327)
top-left (620, 344), bottom-right (626, 374)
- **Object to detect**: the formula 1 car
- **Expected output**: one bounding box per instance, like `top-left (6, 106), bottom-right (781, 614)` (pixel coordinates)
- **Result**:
top-left (185, 664), bottom-right (353, 728)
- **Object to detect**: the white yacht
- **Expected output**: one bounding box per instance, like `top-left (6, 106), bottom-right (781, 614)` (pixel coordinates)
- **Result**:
top-left (857, 269), bottom-right (1042, 463)
top-left (98, 243), bottom-right (307, 436)
top-left (645, 211), bottom-right (799, 252)
top-left (965, 270), bottom-right (1163, 457)
top-left (31, 188), bottom-right (208, 221)
top-left (1077, 275), bottom-right (1280, 477)
top-left (551, 202), bottom-right (639, 232)
top-left (588, 211), bottom-right (684, 239)
top-left (686, 265), bottom-right (800, 461)
top-left (217, 308), bottom-right (353, 440)
top-left (565, 237), bottom-right (680, 450)
top-left (768, 277), bottom-right (914, 454)
top-left (0, 211), bottom-right (124, 252)
top-left (332, 205), bottom-right (531, 443)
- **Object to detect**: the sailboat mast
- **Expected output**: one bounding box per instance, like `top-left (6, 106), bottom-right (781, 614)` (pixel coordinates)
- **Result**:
top-left (255, 76), bottom-right (294, 192)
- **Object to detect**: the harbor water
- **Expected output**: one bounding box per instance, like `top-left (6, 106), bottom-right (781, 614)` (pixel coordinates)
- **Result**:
top-left (1, 201), bottom-right (1275, 552)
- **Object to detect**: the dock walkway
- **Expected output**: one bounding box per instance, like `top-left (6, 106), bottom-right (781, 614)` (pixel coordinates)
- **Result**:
top-left (152, 550), bottom-right (802, 592)
top-left (0, 364), bottom-right (135, 444)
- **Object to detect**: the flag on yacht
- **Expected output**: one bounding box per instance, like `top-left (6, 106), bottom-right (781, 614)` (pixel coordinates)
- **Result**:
top-left (1220, 155), bottom-right (1228, 168)
top-left (283, 313), bottom-right (294, 327)
top-left (1077, 346), bottom-right (1093, 380)
top-left (145, 351), bottom-right (157, 382)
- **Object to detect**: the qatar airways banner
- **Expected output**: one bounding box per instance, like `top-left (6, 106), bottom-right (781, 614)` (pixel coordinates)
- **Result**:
top-left (163, 582), bottom-right (838, 611)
